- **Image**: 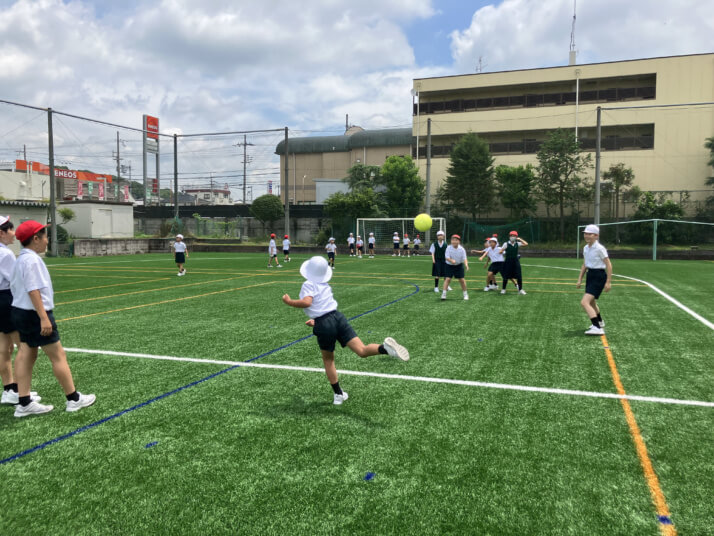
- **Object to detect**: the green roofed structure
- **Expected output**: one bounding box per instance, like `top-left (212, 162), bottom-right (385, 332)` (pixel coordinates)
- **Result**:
top-left (276, 127), bottom-right (414, 204)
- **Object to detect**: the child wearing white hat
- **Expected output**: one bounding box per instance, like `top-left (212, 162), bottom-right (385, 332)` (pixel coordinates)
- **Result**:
top-left (367, 232), bottom-right (375, 258)
top-left (355, 235), bottom-right (364, 258)
top-left (347, 233), bottom-right (356, 256)
top-left (172, 234), bottom-right (188, 276)
top-left (429, 230), bottom-right (448, 293)
top-left (577, 224), bottom-right (612, 335)
top-left (392, 232), bottom-right (400, 256)
top-left (325, 237), bottom-right (337, 268)
top-left (282, 256), bottom-right (409, 405)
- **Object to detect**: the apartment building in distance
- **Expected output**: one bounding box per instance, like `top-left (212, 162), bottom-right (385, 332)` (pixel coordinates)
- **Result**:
top-left (412, 53), bottom-right (714, 215)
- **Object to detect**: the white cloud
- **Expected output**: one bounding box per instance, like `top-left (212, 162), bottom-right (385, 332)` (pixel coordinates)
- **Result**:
top-left (450, 0), bottom-right (714, 73)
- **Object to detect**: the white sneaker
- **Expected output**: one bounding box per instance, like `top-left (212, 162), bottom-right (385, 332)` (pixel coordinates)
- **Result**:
top-left (500, 289), bottom-right (506, 294)
top-left (441, 292), bottom-right (447, 301)
top-left (463, 292), bottom-right (469, 300)
top-left (333, 391), bottom-right (349, 405)
top-left (14, 400), bottom-right (54, 417)
top-left (66, 392), bottom-right (96, 412)
top-left (599, 320), bottom-right (606, 328)
top-left (1, 390), bottom-right (41, 405)
top-left (383, 337), bottom-right (409, 361)
top-left (267, 264), bottom-right (272, 268)
top-left (434, 287), bottom-right (439, 293)
top-left (277, 264), bottom-right (282, 268)
top-left (490, 284), bottom-right (498, 290)
top-left (448, 286), bottom-right (453, 291)
top-left (585, 325), bottom-right (605, 336)
top-left (518, 289), bottom-right (527, 295)
top-left (177, 272), bottom-right (182, 276)
top-left (483, 286), bottom-right (490, 292)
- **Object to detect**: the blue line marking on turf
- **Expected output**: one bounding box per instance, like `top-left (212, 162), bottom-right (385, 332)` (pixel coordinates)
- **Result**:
top-left (658, 516), bottom-right (673, 525)
top-left (1, 281), bottom-right (420, 465)
top-left (145, 441), bottom-right (158, 448)
top-left (364, 472), bottom-right (376, 481)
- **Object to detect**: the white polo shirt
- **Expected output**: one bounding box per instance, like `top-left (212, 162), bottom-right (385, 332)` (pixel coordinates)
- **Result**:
top-left (583, 240), bottom-right (609, 269)
top-left (445, 245), bottom-right (467, 265)
top-left (173, 241), bottom-right (187, 253)
top-left (413, 238), bottom-right (421, 246)
top-left (356, 239), bottom-right (363, 248)
top-left (269, 239), bottom-right (277, 254)
top-left (393, 235), bottom-right (400, 244)
top-left (485, 246), bottom-right (504, 263)
top-left (283, 239), bottom-right (290, 250)
top-left (368, 236), bottom-right (375, 245)
top-left (347, 236), bottom-right (355, 245)
top-left (0, 242), bottom-right (15, 291)
top-left (10, 248), bottom-right (54, 311)
top-left (403, 237), bottom-right (410, 246)
top-left (325, 243), bottom-right (337, 253)
top-left (299, 280), bottom-right (338, 318)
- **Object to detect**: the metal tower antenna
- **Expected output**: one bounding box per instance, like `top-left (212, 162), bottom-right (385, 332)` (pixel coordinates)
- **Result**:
top-left (569, 0), bottom-right (577, 65)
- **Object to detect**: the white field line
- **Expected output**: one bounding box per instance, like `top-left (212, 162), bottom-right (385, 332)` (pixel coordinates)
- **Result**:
top-left (47, 256), bottom-right (244, 267)
top-left (522, 263), bottom-right (714, 331)
top-left (65, 347), bottom-right (714, 408)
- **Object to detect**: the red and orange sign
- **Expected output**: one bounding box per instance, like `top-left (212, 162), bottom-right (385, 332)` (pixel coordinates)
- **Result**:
top-left (15, 160), bottom-right (113, 183)
top-left (145, 115), bottom-right (159, 140)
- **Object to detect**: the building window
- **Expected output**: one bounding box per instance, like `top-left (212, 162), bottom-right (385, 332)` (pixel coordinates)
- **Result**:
top-left (204, 194), bottom-right (211, 200)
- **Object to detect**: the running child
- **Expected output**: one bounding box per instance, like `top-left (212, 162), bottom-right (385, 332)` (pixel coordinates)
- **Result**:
top-left (413, 235), bottom-right (421, 255)
top-left (367, 232), bottom-right (375, 258)
top-left (355, 235), bottom-right (364, 258)
top-left (0, 216), bottom-right (40, 406)
top-left (282, 256), bottom-right (409, 405)
top-left (477, 237), bottom-right (503, 291)
top-left (347, 233), bottom-right (356, 256)
top-left (283, 235), bottom-right (291, 263)
top-left (402, 234), bottom-right (411, 257)
top-left (441, 234), bottom-right (469, 301)
top-left (392, 232), bottom-right (400, 256)
top-left (325, 237), bottom-right (337, 268)
top-left (172, 234), bottom-right (188, 276)
top-left (499, 231), bottom-right (527, 295)
top-left (268, 233), bottom-right (282, 267)
top-left (10, 220), bottom-right (95, 417)
top-left (576, 224), bottom-right (612, 336)
top-left (429, 230), bottom-right (448, 293)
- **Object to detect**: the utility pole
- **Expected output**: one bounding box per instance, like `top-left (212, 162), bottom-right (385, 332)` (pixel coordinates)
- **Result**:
top-left (173, 134), bottom-right (179, 221)
top-left (47, 108), bottom-right (57, 256)
top-left (284, 127), bottom-right (289, 236)
top-left (426, 118), bottom-right (432, 245)
top-left (594, 106), bottom-right (602, 225)
top-left (235, 135), bottom-right (254, 204)
top-left (114, 131), bottom-right (121, 201)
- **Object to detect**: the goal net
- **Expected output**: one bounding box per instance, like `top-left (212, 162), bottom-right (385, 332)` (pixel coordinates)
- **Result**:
top-left (356, 217), bottom-right (446, 251)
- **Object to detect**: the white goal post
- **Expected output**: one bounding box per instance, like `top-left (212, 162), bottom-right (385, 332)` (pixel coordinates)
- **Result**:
top-left (356, 217), bottom-right (446, 251)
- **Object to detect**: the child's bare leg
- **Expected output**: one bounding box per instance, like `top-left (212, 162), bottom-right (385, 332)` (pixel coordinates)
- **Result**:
top-left (442, 277), bottom-right (452, 291)
top-left (580, 294), bottom-right (598, 318)
top-left (320, 350), bottom-right (338, 384)
top-left (15, 343), bottom-right (39, 397)
top-left (41, 342), bottom-right (76, 395)
top-left (459, 278), bottom-right (467, 291)
top-left (0, 333), bottom-right (14, 385)
top-left (346, 337), bottom-right (380, 358)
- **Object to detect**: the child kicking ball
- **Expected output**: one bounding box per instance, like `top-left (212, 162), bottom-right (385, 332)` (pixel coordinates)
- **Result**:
top-left (282, 256), bottom-right (409, 405)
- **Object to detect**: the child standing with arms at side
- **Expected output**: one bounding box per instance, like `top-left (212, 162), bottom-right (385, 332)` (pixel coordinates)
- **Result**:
top-left (429, 230), bottom-right (448, 293)
top-left (11, 220), bottom-right (95, 417)
top-left (367, 232), bottom-right (375, 258)
top-left (576, 225), bottom-right (612, 336)
top-left (268, 233), bottom-right (282, 268)
top-left (355, 235), bottom-right (364, 258)
top-left (392, 232), bottom-right (400, 256)
top-left (172, 234), bottom-right (188, 276)
top-left (441, 234), bottom-right (469, 301)
top-left (282, 234), bottom-right (291, 263)
top-left (347, 233), bottom-right (356, 257)
top-left (325, 237), bottom-right (337, 268)
top-left (282, 256), bottom-right (409, 405)
top-left (402, 234), bottom-right (411, 257)
top-left (413, 234), bottom-right (421, 255)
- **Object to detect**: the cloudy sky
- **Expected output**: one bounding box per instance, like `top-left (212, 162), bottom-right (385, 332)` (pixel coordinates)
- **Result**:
top-left (1, 0), bottom-right (712, 196)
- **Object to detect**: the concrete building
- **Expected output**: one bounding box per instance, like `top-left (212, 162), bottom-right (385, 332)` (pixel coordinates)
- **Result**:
top-left (275, 126), bottom-right (412, 204)
top-left (413, 53), bottom-right (714, 216)
top-left (0, 200), bottom-right (50, 254)
top-left (59, 201), bottom-right (134, 239)
top-left (184, 188), bottom-right (233, 205)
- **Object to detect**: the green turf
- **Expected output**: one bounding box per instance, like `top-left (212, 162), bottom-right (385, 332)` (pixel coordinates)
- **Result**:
top-left (0, 252), bottom-right (711, 535)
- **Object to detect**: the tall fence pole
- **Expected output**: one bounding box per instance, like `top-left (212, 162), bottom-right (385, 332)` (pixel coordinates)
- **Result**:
top-left (47, 108), bottom-right (58, 256)
top-left (173, 134), bottom-right (179, 222)
top-left (284, 127), bottom-right (289, 236)
top-left (652, 219), bottom-right (658, 261)
top-left (594, 106), bottom-right (602, 225)
top-left (425, 117), bottom-right (432, 245)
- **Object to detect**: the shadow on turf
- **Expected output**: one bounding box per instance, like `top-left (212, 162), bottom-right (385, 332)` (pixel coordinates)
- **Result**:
top-left (251, 396), bottom-right (381, 427)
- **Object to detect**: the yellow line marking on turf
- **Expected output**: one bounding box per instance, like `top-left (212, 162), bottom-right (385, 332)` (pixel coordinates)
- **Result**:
top-left (56, 281), bottom-right (275, 322)
top-left (601, 335), bottom-right (677, 536)
top-left (55, 275), bottom-right (256, 305)
top-left (50, 273), bottom-right (160, 280)
top-left (55, 278), bottom-right (172, 294)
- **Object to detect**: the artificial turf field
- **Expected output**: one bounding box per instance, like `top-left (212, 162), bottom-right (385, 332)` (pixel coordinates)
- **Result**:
top-left (0, 252), bottom-right (712, 535)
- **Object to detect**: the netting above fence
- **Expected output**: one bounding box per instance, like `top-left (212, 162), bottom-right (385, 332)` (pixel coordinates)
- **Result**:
top-left (462, 218), bottom-right (540, 245)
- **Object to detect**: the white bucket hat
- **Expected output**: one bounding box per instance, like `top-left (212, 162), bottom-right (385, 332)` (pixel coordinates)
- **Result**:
top-left (436, 230), bottom-right (445, 236)
top-left (176, 234), bottom-right (184, 239)
top-left (0, 215), bottom-right (9, 227)
top-left (300, 256), bottom-right (333, 283)
top-left (584, 224), bottom-right (600, 234)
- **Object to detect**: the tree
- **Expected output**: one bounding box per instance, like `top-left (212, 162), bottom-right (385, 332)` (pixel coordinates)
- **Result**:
top-left (602, 163), bottom-right (635, 242)
top-left (378, 156), bottom-right (425, 217)
top-left (535, 128), bottom-right (593, 241)
top-left (703, 136), bottom-right (714, 216)
top-left (57, 207), bottom-right (76, 225)
top-left (343, 163), bottom-right (381, 192)
top-left (130, 180), bottom-right (144, 200)
top-left (250, 194), bottom-right (284, 234)
top-left (495, 164), bottom-right (537, 219)
top-left (324, 189), bottom-right (384, 238)
top-left (441, 133), bottom-right (496, 220)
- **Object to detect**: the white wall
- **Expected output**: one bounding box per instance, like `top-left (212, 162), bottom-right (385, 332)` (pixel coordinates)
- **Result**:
top-left (0, 202), bottom-right (50, 255)
top-left (59, 203), bottom-right (134, 238)
top-left (0, 170), bottom-right (48, 201)
top-left (314, 179), bottom-right (349, 203)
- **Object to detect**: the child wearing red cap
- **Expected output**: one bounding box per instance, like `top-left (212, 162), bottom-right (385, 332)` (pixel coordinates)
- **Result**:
top-left (402, 233), bottom-right (411, 257)
top-left (412, 234), bottom-right (421, 255)
top-left (268, 233), bottom-right (281, 268)
top-left (282, 235), bottom-right (291, 263)
top-left (282, 256), bottom-right (409, 405)
top-left (441, 234), bottom-right (469, 300)
top-left (10, 220), bottom-right (95, 417)
top-left (499, 231), bottom-right (528, 295)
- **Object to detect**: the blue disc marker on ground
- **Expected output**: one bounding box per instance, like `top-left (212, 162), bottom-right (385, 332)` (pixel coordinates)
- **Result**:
top-left (364, 472), bottom-right (376, 481)
top-left (477, 338), bottom-right (483, 342)
top-left (658, 516), bottom-right (673, 525)
top-left (145, 441), bottom-right (158, 448)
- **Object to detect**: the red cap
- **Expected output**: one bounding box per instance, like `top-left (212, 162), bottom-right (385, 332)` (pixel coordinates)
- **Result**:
top-left (16, 220), bottom-right (46, 242)
top-left (284, 235), bottom-right (289, 239)
top-left (451, 234), bottom-right (461, 240)
top-left (270, 233), bottom-right (276, 238)
top-left (509, 231), bottom-right (518, 236)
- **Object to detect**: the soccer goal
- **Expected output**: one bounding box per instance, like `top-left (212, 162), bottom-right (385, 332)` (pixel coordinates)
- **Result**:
top-left (356, 217), bottom-right (446, 250)
top-left (576, 219), bottom-right (714, 260)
